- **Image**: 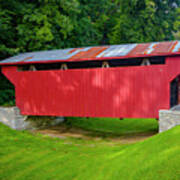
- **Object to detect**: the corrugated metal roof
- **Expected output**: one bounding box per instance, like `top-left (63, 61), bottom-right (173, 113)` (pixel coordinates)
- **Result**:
top-left (1, 41), bottom-right (180, 65)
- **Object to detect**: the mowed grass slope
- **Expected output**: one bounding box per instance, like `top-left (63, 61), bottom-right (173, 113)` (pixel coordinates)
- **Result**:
top-left (0, 118), bottom-right (179, 180)
top-left (65, 117), bottom-right (158, 136)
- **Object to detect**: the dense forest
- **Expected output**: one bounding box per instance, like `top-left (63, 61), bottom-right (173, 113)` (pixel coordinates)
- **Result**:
top-left (0, 0), bottom-right (180, 106)
top-left (0, 0), bottom-right (180, 60)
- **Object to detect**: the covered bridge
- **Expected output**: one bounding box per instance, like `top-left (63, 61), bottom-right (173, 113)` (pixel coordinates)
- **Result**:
top-left (1, 41), bottom-right (180, 118)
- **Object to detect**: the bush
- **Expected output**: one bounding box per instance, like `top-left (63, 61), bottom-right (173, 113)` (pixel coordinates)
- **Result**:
top-left (0, 70), bottom-right (15, 106)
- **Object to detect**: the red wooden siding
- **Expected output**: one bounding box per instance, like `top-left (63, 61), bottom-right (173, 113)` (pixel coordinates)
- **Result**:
top-left (3, 56), bottom-right (180, 118)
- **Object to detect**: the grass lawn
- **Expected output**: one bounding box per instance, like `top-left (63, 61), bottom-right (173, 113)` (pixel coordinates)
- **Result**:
top-left (0, 118), bottom-right (179, 180)
top-left (65, 117), bottom-right (158, 136)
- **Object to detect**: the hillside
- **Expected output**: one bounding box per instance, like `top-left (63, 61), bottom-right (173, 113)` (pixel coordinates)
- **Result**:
top-left (0, 120), bottom-right (179, 180)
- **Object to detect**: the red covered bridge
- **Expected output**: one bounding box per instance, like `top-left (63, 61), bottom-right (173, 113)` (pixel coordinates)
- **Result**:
top-left (1, 41), bottom-right (180, 118)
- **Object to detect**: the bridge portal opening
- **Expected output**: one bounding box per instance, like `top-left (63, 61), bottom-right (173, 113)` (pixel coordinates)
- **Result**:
top-left (170, 75), bottom-right (180, 108)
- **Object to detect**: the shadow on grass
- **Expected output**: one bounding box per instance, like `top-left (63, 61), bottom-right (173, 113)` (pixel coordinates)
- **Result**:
top-left (33, 117), bottom-right (158, 143)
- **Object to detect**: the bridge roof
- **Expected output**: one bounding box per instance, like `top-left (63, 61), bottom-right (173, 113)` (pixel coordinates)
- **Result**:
top-left (1, 41), bottom-right (180, 66)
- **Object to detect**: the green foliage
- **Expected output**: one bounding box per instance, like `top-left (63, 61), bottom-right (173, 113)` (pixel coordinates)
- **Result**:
top-left (0, 120), bottom-right (179, 179)
top-left (174, 7), bottom-right (180, 39)
top-left (0, 0), bottom-right (179, 60)
top-left (0, 89), bottom-right (15, 106)
top-left (0, 70), bottom-right (15, 106)
top-left (110, 0), bottom-right (180, 44)
top-left (0, 0), bottom-right (116, 59)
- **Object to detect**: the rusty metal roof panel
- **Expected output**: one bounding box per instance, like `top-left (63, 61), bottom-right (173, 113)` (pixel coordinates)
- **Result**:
top-left (97, 44), bottom-right (137, 58)
top-left (1, 41), bottom-right (180, 65)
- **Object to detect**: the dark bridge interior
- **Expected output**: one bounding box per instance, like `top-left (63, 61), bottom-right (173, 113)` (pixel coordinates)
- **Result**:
top-left (170, 75), bottom-right (180, 108)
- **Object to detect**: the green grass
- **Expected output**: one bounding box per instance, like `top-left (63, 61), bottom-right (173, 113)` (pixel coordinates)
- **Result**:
top-left (65, 117), bottom-right (158, 136)
top-left (0, 118), bottom-right (179, 180)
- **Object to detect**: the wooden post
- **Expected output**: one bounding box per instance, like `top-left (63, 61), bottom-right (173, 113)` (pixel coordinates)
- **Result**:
top-left (102, 61), bottom-right (110, 68)
top-left (29, 65), bottom-right (36, 71)
top-left (61, 63), bottom-right (68, 70)
top-left (141, 58), bottom-right (151, 66)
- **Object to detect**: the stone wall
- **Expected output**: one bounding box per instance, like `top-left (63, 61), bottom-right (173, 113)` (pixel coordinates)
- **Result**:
top-left (0, 107), bottom-right (30, 130)
top-left (0, 106), bottom-right (65, 130)
top-left (159, 110), bottom-right (180, 132)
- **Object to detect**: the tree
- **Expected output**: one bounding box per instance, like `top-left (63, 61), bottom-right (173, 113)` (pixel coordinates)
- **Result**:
top-left (0, 0), bottom-right (81, 59)
top-left (0, 0), bottom-right (180, 61)
top-left (109, 0), bottom-right (180, 44)
top-left (174, 7), bottom-right (180, 40)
